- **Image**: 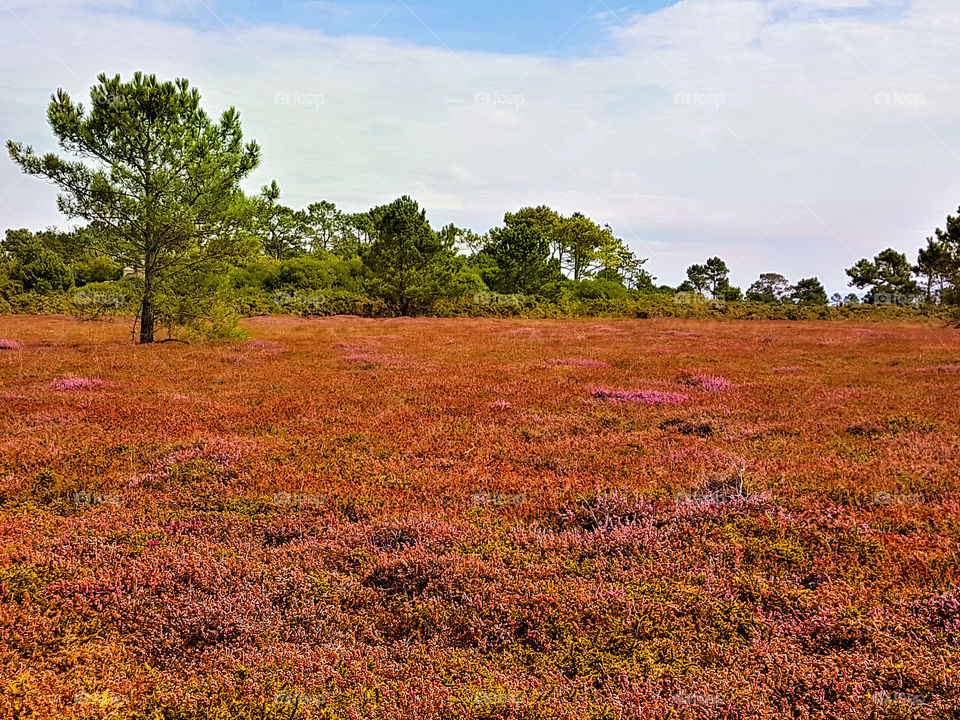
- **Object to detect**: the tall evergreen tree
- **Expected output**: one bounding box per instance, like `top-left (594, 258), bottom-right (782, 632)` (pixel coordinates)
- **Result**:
top-left (846, 248), bottom-right (919, 303)
top-left (363, 196), bottom-right (460, 314)
top-left (7, 72), bottom-right (260, 343)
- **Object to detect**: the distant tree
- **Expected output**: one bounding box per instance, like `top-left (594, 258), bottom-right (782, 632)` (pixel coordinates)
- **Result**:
top-left (556, 213), bottom-right (595, 281)
top-left (3, 227), bottom-right (120, 287)
top-left (2, 231), bottom-right (74, 293)
top-left (504, 206), bottom-right (563, 265)
top-left (790, 277), bottom-right (828, 305)
top-left (844, 293), bottom-right (861, 305)
top-left (437, 223), bottom-right (479, 255)
top-left (719, 283), bottom-right (743, 302)
top-left (363, 196), bottom-right (461, 314)
top-left (481, 209), bottom-right (562, 294)
top-left (916, 208), bottom-right (960, 303)
top-left (596, 240), bottom-right (652, 290)
top-left (916, 238), bottom-right (953, 302)
top-left (1, 229), bottom-right (37, 259)
top-left (302, 200), bottom-right (340, 254)
top-left (829, 293), bottom-right (843, 306)
top-left (704, 257), bottom-right (731, 299)
top-left (685, 264), bottom-right (709, 295)
top-left (746, 273), bottom-right (791, 303)
top-left (254, 181), bottom-right (307, 260)
top-left (7, 72), bottom-right (261, 343)
top-left (344, 212), bottom-right (376, 250)
top-left (71, 254), bottom-right (122, 285)
top-left (846, 248), bottom-right (920, 303)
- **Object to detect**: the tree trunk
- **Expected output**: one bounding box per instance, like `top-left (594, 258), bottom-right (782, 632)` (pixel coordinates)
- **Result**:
top-left (139, 290), bottom-right (155, 344)
top-left (139, 246), bottom-right (156, 344)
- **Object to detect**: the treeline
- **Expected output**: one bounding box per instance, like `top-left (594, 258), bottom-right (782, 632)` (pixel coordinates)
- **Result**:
top-left (5, 199), bottom-right (959, 321)
top-left (4, 73), bottom-right (960, 342)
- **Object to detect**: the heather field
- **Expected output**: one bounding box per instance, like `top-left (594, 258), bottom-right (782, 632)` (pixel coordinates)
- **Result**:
top-left (1, 315), bottom-right (959, 720)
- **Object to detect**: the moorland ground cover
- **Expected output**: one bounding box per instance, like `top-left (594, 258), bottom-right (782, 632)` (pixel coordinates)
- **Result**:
top-left (0, 315), bottom-right (958, 719)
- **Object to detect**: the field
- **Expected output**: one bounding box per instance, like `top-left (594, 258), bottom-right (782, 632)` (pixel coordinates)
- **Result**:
top-left (0, 315), bottom-right (958, 719)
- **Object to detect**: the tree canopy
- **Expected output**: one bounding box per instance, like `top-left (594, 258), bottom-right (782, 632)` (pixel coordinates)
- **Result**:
top-left (7, 71), bottom-right (960, 335)
top-left (846, 248), bottom-right (920, 303)
top-left (7, 72), bottom-right (261, 342)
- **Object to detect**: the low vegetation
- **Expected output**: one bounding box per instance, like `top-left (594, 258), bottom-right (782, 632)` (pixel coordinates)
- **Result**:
top-left (1, 315), bottom-right (958, 718)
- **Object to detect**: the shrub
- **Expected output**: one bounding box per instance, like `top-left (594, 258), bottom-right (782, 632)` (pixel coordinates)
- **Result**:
top-left (13, 243), bottom-right (74, 293)
top-left (70, 254), bottom-right (122, 285)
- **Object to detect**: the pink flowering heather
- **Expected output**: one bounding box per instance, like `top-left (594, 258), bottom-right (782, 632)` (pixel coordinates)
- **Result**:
top-left (5, 317), bottom-right (960, 720)
top-left (129, 438), bottom-right (253, 487)
top-left (156, 438), bottom-right (250, 469)
top-left (549, 358), bottom-right (609, 368)
top-left (0, 339), bottom-right (24, 350)
top-left (48, 377), bottom-right (108, 391)
top-left (920, 364), bottom-right (960, 374)
top-left (593, 388), bottom-right (689, 405)
top-left (335, 342), bottom-right (395, 365)
top-left (690, 374), bottom-right (732, 392)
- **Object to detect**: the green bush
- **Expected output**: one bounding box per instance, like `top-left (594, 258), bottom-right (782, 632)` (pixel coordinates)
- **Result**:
top-left (13, 242), bottom-right (74, 293)
top-left (70, 254), bottom-right (123, 285)
top-left (229, 259), bottom-right (281, 292)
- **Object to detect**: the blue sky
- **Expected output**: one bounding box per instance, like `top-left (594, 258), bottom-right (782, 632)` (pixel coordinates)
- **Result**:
top-left (2, 0), bottom-right (959, 292)
top-left (166, 0), bottom-right (680, 55)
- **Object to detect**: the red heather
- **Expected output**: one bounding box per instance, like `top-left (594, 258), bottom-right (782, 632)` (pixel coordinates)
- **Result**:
top-left (593, 388), bottom-right (689, 405)
top-left (2, 316), bottom-right (957, 720)
top-left (48, 377), bottom-right (108, 391)
top-left (921, 364), bottom-right (960, 374)
top-left (690, 374), bottom-right (732, 392)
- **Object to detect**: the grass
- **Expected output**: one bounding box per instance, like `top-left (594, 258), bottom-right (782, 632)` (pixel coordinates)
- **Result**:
top-left (0, 315), bottom-right (958, 718)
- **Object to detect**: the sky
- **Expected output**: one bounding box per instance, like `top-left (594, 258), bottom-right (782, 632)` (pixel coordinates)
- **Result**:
top-left (1, 0), bottom-right (959, 292)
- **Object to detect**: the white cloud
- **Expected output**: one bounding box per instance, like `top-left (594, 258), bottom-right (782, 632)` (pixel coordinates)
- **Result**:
top-left (1, 0), bottom-right (959, 291)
